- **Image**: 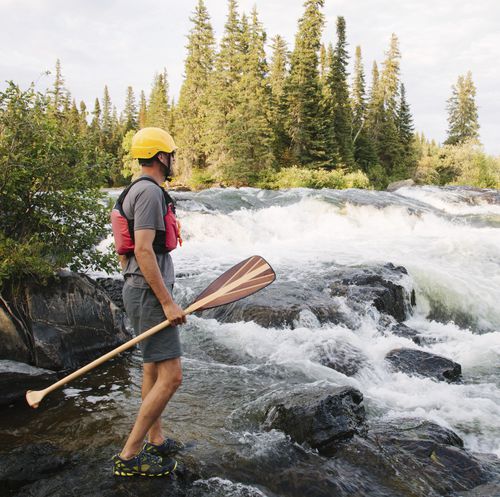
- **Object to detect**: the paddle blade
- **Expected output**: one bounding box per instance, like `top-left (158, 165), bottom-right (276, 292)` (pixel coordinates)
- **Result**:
top-left (191, 255), bottom-right (275, 312)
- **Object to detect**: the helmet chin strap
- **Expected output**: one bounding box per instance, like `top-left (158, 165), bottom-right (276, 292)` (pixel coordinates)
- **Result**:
top-left (158, 154), bottom-right (173, 182)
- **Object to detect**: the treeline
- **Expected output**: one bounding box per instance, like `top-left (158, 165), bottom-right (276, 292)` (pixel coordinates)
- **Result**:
top-left (3, 0), bottom-right (498, 191)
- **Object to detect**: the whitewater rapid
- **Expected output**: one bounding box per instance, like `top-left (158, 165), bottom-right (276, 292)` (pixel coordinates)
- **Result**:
top-left (101, 185), bottom-right (500, 457)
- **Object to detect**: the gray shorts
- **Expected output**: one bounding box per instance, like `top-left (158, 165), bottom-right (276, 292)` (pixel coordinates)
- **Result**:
top-left (122, 282), bottom-right (182, 363)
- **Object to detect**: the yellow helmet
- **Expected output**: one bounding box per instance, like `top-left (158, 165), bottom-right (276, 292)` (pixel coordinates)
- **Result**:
top-left (130, 127), bottom-right (177, 159)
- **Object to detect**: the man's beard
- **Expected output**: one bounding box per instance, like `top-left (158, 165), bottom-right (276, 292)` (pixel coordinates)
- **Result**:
top-left (160, 162), bottom-right (172, 182)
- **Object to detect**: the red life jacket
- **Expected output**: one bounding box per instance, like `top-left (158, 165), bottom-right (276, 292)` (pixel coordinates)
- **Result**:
top-left (111, 176), bottom-right (180, 256)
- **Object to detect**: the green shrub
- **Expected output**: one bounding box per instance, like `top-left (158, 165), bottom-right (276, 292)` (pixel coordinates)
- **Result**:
top-left (266, 166), bottom-right (371, 190)
top-left (0, 82), bottom-right (117, 288)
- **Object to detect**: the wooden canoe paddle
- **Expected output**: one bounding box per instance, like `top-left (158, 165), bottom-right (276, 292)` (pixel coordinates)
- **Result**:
top-left (26, 255), bottom-right (275, 408)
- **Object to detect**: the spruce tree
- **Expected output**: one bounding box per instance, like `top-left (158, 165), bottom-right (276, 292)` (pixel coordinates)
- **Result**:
top-left (285, 0), bottom-right (327, 167)
top-left (206, 0), bottom-right (242, 176)
top-left (123, 86), bottom-right (138, 132)
top-left (225, 6), bottom-right (274, 183)
top-left (177, 0), bottom-right (216, 170)
top-left (90, 98), bottom-right (101, 133)
top-left (396, 83), bottom-right (416, 178)
top-left (269, 35), bottom-right (290, 165)
top-left (378, 34), bottom-right (404, 177)
top-left (101, 85), bottom-right (113, 135)
top-left (351, 46), bottom-right (366, 132)
top-left (147, 71), bottom-right (170, 130)
top-left (328, 16), bottom-right (354, 167)
top-left (49, 59), bottom-right (69, 114)
top-left (138, 91), bottom-right (147, 128)
top-left (445, 71), bottom-right (480, 145)
top-left (351, 46), bottom-right (377, 172)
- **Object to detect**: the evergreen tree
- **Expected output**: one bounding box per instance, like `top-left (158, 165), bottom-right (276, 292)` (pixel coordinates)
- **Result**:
top-left (328, 16), bottom-right (354, 167)
top-left (138, 90), bottom-right (147, 128)
top-left (101, 85), bottom-right (113, 135)
top-left (177, 0), bottom-right (216, 170)
top-left (398, 83), bottom-right (414, 149)
top-left (225, 6), bottom-right (274, 183)
top-left (378, 34), bottom-right (404, 177)
top-left (90, 98), bottom-right (101, 133)
top-left (123, 86), bottom-right (138, 132)
top-left (269, 35), bottom-right (290, 165)
top-left (147, 71), bottom-right (170, 129)
top-left (285, 0), bottom-right (327, 167)
top-left (445, 71), bottom-right (480, 145)
top-left (351, 46), bottom-right (366, 131)
top-left (49, 59), bottom-right (69, 114)
top-left (78, 101), bottom-right (88, 135)
top-left (206, 0), bottom-right (242, 176)
top-left (351, 46), bottom-right (377, 172)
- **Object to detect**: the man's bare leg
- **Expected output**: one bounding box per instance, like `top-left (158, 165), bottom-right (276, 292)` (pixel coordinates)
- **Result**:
top-left (120, 357), bottom-right (182, 459)
top-left (141, 362), bottom-right (164, 445)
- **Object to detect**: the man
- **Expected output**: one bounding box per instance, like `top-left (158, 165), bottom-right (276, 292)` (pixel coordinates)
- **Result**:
top-left (111, 127), bottom-right (187, 477)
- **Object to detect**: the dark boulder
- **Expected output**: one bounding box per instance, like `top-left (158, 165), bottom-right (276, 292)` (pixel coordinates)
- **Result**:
top-left (0, 301), bottom-right (32, 363)
top-left (0, 443), bottom-right (68, 495)
top-left (385, 348), bottom-right (462, 382)
top-left (335, 418), bottom-right (490, 496)
top-left (26, 271), bottom-right (132, 371)
top-left (388, 323), bottom-right (423, 345)
top-left (0, 360), bottom-right (57, 406)
top-left (201, 279), bottom-right (346, 329)
top-left (95, 277), bottom-right (125, 311)
top-left (263, 385), bottom-right (366, 451)
top-left (330, 263), bottom-right (416, 322)
top-left (314, 341), bottom-right (367, 376)
top-left (202, 262), bottom-right (416, 329)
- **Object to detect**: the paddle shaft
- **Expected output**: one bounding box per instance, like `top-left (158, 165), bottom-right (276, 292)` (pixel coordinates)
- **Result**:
top-left (26, 257), bottom-right (272, 407)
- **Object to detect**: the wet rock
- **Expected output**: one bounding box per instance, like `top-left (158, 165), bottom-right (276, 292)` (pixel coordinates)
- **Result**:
top-left (202, 279), bottom-right (345, 329)
top-left (315, 341), bottom-right (367, 376)
top-left (385, 348), bottom-right (462, 382)
top-left (0, 360), bottom-right (57, 406)
top-left (263, 385), bottom-right (366, 451)
top-left (95, 277), bottom-right (125, 311)
top-left (202, 262), bottom-right (415, 329)
top-left (387, 179), bottom-right (415, 192)
top-left (388, 323), bottom-right (423, 345)
top-left (334, 418), bottom-right (490, 496)
top-left (26, 271), bottom-right (132, 371)
top-left (330, 263), bottom-right (415, 322)
top-left (454, 481), bottom-right (500, 496)
top-left (0, 300), bottom-right (32, 363)
top-left (0, 443), bottom-right (68, 495)
top-left (11, 446), bottom-right (202, 497)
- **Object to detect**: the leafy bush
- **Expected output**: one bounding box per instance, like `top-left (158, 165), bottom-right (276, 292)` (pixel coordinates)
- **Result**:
top-left (0, 82), bottom-right (117, 288)
top-left (263, 166), bottom-right (371, 189)
top-left (414, 140), bottom-right (500, 188)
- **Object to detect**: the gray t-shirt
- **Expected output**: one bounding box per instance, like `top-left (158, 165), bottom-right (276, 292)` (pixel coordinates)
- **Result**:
top-left (122, 175), bottom-right (175, 288)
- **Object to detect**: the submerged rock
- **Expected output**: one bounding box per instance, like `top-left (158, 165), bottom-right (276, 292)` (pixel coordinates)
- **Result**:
top-left (386, 179), bottom-right (415, 192)
top-left (314, 341), bottom-right (367, 376)
top-left (388, 322), bottom-right (423, 345)
top-left (0, 360), bottom-right (57, 406)
top-left (385, 348), bottom-right (462, 382)
top-left (263, 385), bottom-right (366, 451)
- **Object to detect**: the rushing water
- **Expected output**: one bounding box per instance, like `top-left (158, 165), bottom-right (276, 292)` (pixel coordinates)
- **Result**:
top-left (3, 185), bottom-right (499, 496)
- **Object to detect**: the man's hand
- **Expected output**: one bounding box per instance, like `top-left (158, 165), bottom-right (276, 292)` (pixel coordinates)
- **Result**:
top-left (161, 301), bottom-right (187, 326)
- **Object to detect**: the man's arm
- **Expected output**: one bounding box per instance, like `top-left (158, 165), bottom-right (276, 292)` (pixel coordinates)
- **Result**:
top-left (134, 229), bottom-right (186, 325)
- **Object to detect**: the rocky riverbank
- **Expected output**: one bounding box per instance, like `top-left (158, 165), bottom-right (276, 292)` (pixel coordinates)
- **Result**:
top-left (1, 257), bottom-right (498, 496)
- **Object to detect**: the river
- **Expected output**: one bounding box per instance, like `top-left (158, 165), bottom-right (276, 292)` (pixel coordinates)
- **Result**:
top-left (2, 185), bottom-right (499, 496)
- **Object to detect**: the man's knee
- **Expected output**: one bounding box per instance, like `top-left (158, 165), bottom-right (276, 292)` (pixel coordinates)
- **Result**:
top-left (156, 359), bottom-right (182, 391)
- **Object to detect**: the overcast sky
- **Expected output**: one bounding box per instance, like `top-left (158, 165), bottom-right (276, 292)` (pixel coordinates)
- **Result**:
top-left (1, 0), bottom-right (499, 154)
